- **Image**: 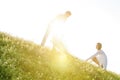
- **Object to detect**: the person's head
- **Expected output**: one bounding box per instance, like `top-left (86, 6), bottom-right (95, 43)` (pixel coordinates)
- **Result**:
top-left (96, 42), bottom-right (102, 50)
top-left (65, 11), bottom-right (72, 17)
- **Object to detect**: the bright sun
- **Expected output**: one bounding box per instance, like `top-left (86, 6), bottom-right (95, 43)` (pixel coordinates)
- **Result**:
top-left (1, 0), bottom-right (120, 73)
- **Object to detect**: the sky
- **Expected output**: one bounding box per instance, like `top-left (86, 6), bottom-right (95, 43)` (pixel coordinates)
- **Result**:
top-left (0, 0), bottom-right (120, 74)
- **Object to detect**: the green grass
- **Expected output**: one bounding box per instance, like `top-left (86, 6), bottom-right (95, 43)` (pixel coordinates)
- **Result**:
top-left (0, 31), bottom-right (120, 80)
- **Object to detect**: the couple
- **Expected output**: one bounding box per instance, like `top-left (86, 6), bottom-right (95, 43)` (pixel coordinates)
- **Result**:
top-left (49, 11), bottom-right (107, 70)
top-left (86, 42), bottom-right (107, 70)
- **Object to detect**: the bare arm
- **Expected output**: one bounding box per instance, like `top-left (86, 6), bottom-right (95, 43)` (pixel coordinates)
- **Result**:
top-left (86, 53), bottom-right (100, 65)
top-left (86, 53), bottom-right (98, 61)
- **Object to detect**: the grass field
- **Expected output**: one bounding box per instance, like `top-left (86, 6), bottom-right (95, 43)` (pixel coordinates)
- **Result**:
top-left (0, 32), bottom-right (120, 80)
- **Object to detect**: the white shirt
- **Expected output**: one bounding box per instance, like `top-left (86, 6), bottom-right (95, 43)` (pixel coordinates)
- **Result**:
top-left (87, 50), bottom-right (107, 69)
top-left (96, 50), bottom-right (107, 69)
top-left (49, 14), bottom-right (67, 44)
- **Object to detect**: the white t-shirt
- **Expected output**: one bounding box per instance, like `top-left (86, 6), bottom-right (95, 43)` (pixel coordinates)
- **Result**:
top-left (95, 50), bottom-right (107, 69)
top-left (87, 50), bottom-right (107, 69)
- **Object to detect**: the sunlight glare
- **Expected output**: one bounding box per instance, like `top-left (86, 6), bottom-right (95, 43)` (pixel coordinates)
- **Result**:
top-left (55, 53), bottom-right (69, 70)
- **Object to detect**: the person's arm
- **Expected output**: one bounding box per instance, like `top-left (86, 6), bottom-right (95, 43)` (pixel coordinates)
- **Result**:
top-left (86, 53), bottom-right (98, 61)
top-left (86, 53), bottom-right (100, 65)
top-left (92, 57), bottom-right (99, 65)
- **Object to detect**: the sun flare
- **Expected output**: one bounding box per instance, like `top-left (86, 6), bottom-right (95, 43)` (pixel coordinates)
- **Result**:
top-left (1, 0), bottom-right (120, 73)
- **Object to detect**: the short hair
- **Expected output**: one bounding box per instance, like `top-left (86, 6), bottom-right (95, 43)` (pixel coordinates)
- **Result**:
top-left (96, 42), bottom-right (102, 50)
top-left (65, 11), bottom-right (72, 16)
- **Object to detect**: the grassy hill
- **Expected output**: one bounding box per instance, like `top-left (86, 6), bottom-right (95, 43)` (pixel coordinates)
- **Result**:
top-left (0, 32), bottom-right (120, 80)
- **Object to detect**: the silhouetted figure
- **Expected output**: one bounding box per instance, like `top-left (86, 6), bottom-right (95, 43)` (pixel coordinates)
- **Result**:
top-left (86, 42), bottom-right (107, 70)
top-left (40, 11), bottom-right (71, 47)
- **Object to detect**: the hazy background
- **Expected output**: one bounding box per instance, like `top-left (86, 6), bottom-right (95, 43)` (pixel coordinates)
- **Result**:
top-left (0, 0), bottom-right (120, 73)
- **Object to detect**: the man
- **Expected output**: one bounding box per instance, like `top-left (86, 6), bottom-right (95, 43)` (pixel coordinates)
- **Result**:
top-left (50, 11), bottom-right (71, 51)
top-left (40, 11), bottom-right (71, 47)
top-left (86, 42), bottom-right (107, 70)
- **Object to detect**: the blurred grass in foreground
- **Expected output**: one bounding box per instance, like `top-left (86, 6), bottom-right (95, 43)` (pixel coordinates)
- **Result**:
top-left (0, 32), bottom-right (120, 80)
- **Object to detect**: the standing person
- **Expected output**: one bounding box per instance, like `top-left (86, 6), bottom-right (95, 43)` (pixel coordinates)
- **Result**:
top-left (40, 11), bottom-right (72, 48)
top-left (86, 42), bottom-right (107, 70)
top-left (50, 11), bottom-right (71, 50)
